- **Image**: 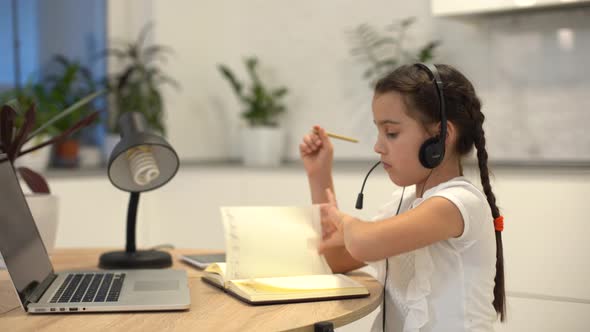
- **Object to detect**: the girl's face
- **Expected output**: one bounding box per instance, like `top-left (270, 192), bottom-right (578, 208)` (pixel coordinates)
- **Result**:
top-left (372, 91), bottom-right (433, 187)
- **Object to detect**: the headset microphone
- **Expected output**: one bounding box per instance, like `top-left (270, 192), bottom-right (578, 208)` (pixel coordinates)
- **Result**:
top-left (355, 161), bottom-right (381, 209)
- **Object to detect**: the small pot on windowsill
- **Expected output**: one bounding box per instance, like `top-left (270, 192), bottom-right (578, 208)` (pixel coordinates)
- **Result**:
top-left (54, 138), bottom-right (80, 168)
top-left (241, 125), bottom-right (285, 167)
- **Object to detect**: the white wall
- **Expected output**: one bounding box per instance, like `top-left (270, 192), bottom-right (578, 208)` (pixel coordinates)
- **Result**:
top-left (106, 0), bottom-right (153, 76)
top-left (98, 1), bottom-right (590, 330)
top-left (49, 164), bottom-right (590, 331)
top-left (432, 0), bottom-right (590, 16)
top-left (107, 0), bottom-right (435, 161)
top-left (107, 0), bottom-right (590, 164)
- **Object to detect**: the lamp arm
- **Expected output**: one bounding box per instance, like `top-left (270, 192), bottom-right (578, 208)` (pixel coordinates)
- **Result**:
top-left (98, 190), bottom-right (171, 269)
top-left (126, 192), bottom-right (140, 253)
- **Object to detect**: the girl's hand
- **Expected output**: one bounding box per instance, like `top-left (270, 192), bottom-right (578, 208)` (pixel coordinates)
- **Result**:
top-left (318, 188), bottom-right (346, 254)
top-left (299, 125), bottom-right (334, 177)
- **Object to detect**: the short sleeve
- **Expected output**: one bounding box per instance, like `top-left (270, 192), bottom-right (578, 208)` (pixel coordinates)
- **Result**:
top-left (371, 187), bottom-right (415, 222)
top-left (431, 185), bottom-right (490, 251)
top-left (371, 199), bottom-right (399, 222)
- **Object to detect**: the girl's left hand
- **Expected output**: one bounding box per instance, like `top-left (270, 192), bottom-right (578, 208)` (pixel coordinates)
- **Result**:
top-left (318, 188), bottom-right (346, 254)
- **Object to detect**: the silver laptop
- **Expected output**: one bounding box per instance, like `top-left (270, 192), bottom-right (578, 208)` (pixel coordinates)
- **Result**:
top-left (0, 156), bottom-right (191, 314)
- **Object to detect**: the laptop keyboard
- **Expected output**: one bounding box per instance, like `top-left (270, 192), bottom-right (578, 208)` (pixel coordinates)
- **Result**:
top-left (50, 273), bottom-right (126, 303)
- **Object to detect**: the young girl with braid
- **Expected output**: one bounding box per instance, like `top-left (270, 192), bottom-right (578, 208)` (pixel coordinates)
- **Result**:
top-left (299, 64), bottom-right (505, 332)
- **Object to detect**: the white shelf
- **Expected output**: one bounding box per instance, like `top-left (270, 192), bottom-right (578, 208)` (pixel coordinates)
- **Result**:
top-left (432, 0), bottom-right (590, 16)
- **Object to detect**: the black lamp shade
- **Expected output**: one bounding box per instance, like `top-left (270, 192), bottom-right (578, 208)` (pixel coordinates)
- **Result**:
top-left (107, 112), bottom-right (179, 193)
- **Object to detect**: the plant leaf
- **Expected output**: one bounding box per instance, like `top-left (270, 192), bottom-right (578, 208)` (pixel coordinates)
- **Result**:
top-left (141, 45), bottom-right (174, 61)
top-left (400, 17), bottom-right (416, 28)
top-left (17, 167), bottom-right (50, 194)
top-left (272, 87), bottom-right (288, 98)
top-left (101, 47), bottom-right (129, 60)
top-left (136, 22), bottom-right (155, 49)
top-left (25, 90), bottom-right (105, 143)
top-left (52, 54), bottom-right (71, 68)
top-left (417, 40), bottom-right (441, 62)
top-left (1, 105), bottom-right (16, 156)
top-left (116, 66), bottom-right (140, 91)
top-left (157, 74), bottom-right (180, 90)
top-left (20, 111), bottom-right (99, 157)
top-left (245, 57), bottom-right (261, 86)
top-left (9, 103), bottom-right (36, 160)
top-left (218, 64), bottom-right (243, 97)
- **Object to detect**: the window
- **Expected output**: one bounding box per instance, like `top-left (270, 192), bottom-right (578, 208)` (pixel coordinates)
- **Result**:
top-left (1, 0), bottom-right (108, 167)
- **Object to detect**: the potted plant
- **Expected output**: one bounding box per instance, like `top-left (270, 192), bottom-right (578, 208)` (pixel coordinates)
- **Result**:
top-left (32, 55), bottom-right (99, 168)
top-left (0, 92), bottom-right (102, 258)
top-left (103, 22), bottom-right (179, 160)
top-left (0, 91), bottom-right (52, 172)
top-left (218, 56), bottom-right (288, 166)
top-left (348, 17), bottom-right (441, 87)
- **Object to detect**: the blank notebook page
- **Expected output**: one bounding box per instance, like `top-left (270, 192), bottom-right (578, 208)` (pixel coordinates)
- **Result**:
top-left (220, 206), bottom-right (332, 280)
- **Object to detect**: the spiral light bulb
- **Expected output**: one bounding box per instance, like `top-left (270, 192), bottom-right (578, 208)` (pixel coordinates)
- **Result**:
top-left (126, 145), bottom-right (160, 186)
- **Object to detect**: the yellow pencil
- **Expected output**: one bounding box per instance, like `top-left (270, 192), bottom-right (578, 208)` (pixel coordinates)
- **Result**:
top-left (326, 132), bottom-right (359, 143)
top-left (325, 132), bottom-right (359, 143)
top-left (313, 128), bottom-right (359, 143)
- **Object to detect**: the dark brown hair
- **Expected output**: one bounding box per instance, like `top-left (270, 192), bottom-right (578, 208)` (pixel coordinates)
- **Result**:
top-left (375, 64), bottom-right (506, 321)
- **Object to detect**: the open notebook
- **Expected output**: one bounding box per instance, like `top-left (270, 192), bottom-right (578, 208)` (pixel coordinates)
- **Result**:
top-left (201, 206), bottom-right (369, 305)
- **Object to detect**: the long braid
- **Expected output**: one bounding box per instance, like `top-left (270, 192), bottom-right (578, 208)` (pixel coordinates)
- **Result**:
top-left (474, 121), bottom-right (506, 321)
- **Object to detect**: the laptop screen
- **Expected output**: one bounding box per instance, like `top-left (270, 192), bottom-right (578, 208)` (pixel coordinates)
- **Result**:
top-left (0, 159), bottom-right (54, 305)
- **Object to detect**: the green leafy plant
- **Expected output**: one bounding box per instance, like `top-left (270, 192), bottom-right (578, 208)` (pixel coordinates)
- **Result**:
top-left (0, 54), bottom-right (96, 140)
top-left (0, 92), bottom-right (104, 193)
top-left (104, 22), bottom-right (178, 136)
top-left (1, 55), bottom-right (102, 168)
top-left (348, 17), bottom-right (441, 86)
top-left (0, 90), bottom-right (50, 140)
top-left (218, 57), bottom-right (288, 127)
top-left (30, 55), bottom-right (98, 137)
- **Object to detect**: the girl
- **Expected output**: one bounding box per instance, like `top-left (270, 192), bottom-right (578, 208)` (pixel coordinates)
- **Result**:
top-left (299, 64), bottom-right (505, 332)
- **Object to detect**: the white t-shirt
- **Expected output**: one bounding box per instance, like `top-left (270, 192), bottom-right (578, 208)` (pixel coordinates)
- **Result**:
top-left (369, 177), bottom-right (497, 332)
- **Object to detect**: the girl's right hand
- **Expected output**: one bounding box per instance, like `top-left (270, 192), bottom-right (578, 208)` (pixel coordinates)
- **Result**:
top-left (299, 125), bottom-right (334, 176)
top-left (319, 188), bottom-right (345, 253)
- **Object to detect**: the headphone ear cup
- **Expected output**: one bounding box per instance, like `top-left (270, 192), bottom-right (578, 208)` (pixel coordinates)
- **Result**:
top-left (419, 137), bottom-right (444, 169)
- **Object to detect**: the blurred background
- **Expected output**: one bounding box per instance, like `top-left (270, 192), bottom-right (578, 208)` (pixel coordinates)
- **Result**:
top-left (1, 0), bottom-right (589, 330)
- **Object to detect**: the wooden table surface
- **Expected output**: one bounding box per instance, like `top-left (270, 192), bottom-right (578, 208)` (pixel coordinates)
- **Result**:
top-left (0, 248), bottom-right (382, 332)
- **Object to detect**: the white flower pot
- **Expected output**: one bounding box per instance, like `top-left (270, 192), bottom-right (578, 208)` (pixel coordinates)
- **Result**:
top-left (241, 126), bottom-right (285, 167)
top-left (0, 194), bottom-right (59, 270)
top-left (79, 145), bottom-right (103, 168)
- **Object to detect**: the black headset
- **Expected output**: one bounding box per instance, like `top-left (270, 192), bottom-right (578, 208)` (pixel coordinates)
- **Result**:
top-left (415, 63), bottom-right (447, 169)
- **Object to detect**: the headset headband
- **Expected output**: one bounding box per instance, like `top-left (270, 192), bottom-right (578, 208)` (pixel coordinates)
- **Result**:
top-left (414, 63), bottom-right (446, 145)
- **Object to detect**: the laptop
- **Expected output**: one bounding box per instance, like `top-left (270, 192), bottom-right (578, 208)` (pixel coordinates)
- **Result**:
top-left (0, 156), bottom-right (191, 314)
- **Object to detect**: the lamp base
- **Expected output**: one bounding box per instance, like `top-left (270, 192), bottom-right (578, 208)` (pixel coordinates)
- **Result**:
top-left (99, 250), bottom-right (172, 269)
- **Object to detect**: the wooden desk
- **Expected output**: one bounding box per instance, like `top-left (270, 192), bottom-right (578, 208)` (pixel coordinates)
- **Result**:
top-left (0, 248), bottom-right (382, 332)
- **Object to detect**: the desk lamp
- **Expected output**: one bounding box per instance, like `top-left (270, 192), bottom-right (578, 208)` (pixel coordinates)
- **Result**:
top-left (99, 112), bottom-right (179, 269)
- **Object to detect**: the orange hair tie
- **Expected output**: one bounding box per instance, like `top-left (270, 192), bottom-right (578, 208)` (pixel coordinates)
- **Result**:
top-left (494, 216), bottom-right (504, 232)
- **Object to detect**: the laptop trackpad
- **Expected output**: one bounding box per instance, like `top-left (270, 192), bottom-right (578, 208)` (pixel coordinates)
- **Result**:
top-left (134, 280), bottom-right (179, 291)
